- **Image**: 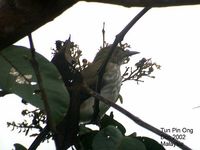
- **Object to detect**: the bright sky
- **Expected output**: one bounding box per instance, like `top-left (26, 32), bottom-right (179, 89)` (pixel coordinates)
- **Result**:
top-left (1, 2), bottom-right (200, 150)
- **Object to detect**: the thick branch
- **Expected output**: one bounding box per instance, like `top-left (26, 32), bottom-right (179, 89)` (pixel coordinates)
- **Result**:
top-left (85, 0), bottom-right (200, 7)
top-left (0, 1), bottom-right (200, 50)
top-left (0, 0), bottom-right (76, 50)
top-left (83, 85), bottom-right (192, 150)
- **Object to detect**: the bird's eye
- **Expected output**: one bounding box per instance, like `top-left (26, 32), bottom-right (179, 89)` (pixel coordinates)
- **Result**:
top-left (122, 57), bottom-right (130, 64)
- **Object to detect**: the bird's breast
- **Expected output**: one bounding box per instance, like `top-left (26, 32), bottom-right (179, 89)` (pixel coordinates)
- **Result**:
top-left (80, 63), bottom-right (122, 123)
top-left (101, 63), bottom-right (122, 101)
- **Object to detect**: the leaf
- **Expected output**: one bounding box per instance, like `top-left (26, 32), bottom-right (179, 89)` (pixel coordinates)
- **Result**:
top-left (0, 45), bottom-right (70, 125)
top-left (118, 94), bottom-right (123, 104)
top-left (92, 126), bottom-right (146, 150)
top-left (79, 124), bottom-right (93, 135)
top-left (80, 130), bottom-right (98, 150)
top-left (118, 137), bottom-right (146, 150)
top-left (79, 125), bottom-right (100, 149)
top-left (137, 137), bottom-right (165, 150)
top-left (128, 132), bottom-right (137, 138)
top-left (100, 114), bottom-right (126, 135)
top-left (14, 143), bottom-right (27, 150)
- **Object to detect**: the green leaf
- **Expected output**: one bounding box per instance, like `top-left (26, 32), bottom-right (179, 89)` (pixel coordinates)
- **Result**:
top-left (79, 125), bottom-right (99, 149)
top-left (137, 137), bottom-right (165, 150)
top-left (14, 143), bottom-right (27, 150)
top-left (79, 124), bottom-right (94, 135)
top-left (0, 45), bottom-right (70, 125)
top-left (100, 114), bottom-right (126, 135)
top-left (80, 130), bottom-right (98, 150)
top-left (92, 126), bottom-right (146, 150)
top-left (118, 137), bottom-right (146, 150)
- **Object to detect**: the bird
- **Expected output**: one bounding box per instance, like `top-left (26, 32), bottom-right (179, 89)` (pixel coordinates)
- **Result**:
top-left (80, 45), bottom-right (139, 123)
top-left (29, 45), bottom-right (139, 150)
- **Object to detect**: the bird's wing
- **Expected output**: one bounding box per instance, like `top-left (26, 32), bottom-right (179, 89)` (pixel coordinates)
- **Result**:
top-left (81, 62), bottom-right (100, 90)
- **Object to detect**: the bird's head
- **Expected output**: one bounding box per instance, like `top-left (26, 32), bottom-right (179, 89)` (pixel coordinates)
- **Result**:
top-left (93, 45), bottom-right (139, 65)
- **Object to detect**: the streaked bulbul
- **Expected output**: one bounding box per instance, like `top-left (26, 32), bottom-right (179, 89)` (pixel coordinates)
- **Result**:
top-left (80, 46), bottom-right (139, 122)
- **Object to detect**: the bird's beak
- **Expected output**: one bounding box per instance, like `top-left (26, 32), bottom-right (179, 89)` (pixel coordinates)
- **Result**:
top-left (125, 50), bottom-right (140, 56)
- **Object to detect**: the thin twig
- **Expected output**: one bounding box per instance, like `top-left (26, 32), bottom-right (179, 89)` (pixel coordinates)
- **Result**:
top-left (92, 7), bottom-right (151, 121)
top-left (28, 34), bottom-right (55, 132)
top-left (28, 125), bottom-right (50, 150)
top-left (102, 22), bottom-right (105, 48)
top-left (100, 7), bottom-right (151, 75)
top-left (83, 85), bottom-right (192, 150)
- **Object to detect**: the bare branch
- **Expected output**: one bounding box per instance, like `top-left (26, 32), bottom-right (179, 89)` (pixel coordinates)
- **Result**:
top-left (83, 85), bottom-right (192, 150)
top-left (102, 22), bottom-right (106, 48)
top-left (100, 7), bottom-right (151, 74)
top-left (1, 1), bottom-right (199, 50)
top-left (92, 7), bottom-right (151, 122)
top-left (85, 0), bottom-right (200, 7)
top-left (28, 125), bottom-right (50, 150)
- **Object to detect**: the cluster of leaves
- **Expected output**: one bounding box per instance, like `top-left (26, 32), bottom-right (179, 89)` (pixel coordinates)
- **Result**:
top-left (0, 45), bottom-right (70, 138)
top-left (53, 39), bottom-right (89, 71)
top-left (14, 114), bottom-right (165, 150)
top-left (7, 109), bottom-right (52, 141)
top-left (122, 58), bottom-right (161, 83)
top-left (5, 39), bottom-right (91, 138)
top-left (79, 113), bottom-right (165, 150)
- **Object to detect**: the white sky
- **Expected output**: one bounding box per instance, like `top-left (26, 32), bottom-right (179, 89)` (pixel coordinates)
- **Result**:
top-left (1, 2), bottom-right (200, 150)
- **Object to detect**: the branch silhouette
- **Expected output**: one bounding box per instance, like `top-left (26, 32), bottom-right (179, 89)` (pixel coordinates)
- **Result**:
top-left (28, 35), bottom-right (55, 132)
top-left (92, 7), bottom-right (151, 122)
top-left (8, 4), bottom-right (195, 150)
top-left (1, 1), bottom-right (200, 50)
top-left (83, 85), bottom-right (192, 150)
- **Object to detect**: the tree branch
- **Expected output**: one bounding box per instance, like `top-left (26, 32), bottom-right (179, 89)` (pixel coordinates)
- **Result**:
top-left (85, 0), bottom-right (200, 7)
top-left (83, 85), bottom-right (192, 150)
top-left (0, 0), bottom-right (76, 50)
top-left (92, 7), bottom-right (151, 122)
top-left (28, 125), bottom-right (50, 150)
top-left (28, 34), bottom-right (55, 132)
top-left (0, 1), bottom-right (200, 50)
